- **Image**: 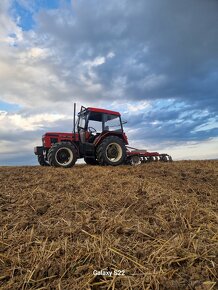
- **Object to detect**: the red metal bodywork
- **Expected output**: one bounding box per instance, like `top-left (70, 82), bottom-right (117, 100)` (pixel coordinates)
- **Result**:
top-left (93, 131), bottom-right (128, 146)
top-left (127, 151), bottom-right (160, 156)
top-left (87, 107), bottom-right (120, 116)
top-left (43, 132), bottom-right (75, 148)
top-left (43, 130), bottom-right (128, 149)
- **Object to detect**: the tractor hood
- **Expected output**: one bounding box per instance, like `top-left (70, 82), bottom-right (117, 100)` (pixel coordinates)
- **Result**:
top-left (44, 132), bottom-right (74, 137)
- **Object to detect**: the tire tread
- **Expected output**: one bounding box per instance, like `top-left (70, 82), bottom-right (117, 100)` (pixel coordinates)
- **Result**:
top-left (96, 136), bottom-right (126, 166)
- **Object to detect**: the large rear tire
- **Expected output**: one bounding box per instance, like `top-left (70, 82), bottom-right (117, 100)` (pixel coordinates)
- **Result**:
top-left (38, 155), bottom-right (50, 166)
top-left (96, 136), bottom-right (126, 166)
top-left (84, 157), bottom-right (99, 165)
top-left (48, 142), bottom-right (77, 168)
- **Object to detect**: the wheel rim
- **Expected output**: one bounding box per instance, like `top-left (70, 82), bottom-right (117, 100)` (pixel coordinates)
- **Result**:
top-left (55, 147), bottom-right (73, 166)
top-left (106, 143), bottom-right (122, 162)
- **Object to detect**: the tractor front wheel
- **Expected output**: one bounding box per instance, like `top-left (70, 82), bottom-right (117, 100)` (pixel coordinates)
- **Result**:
top-left (38, 155), bottom-right (50, 166)
top-left (48, 142), bottom-right (77, 168)
top-left (96, 136), bottom-right (126, 166)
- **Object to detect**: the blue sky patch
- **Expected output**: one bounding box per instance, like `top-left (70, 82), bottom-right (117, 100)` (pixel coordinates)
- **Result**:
top-left (0, 101), bottom-right (21, 112)
top-left (11, 0), bottom-right (68, 31)
top-left (12, 1), bottom-right (35, 30)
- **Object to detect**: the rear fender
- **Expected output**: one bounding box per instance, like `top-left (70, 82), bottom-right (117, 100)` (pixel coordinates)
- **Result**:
top-left (94, 132), bottom-right (128, 146)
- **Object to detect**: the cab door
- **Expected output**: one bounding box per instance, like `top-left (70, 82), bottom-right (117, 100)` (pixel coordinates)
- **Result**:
top-left (78, 111), bottom-right (88, 143)
top-left (78, 110), bottom-right (94, 157)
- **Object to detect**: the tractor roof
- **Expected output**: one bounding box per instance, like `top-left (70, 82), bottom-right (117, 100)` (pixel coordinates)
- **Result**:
top-left (86, 107), bottom-right (120, 116)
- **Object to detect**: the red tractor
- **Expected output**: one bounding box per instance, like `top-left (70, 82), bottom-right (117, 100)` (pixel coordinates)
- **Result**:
top-left (34, 104), bottom-right (172, 167)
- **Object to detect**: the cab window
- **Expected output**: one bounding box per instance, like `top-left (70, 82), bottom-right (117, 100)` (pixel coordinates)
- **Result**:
top-left (88, 112), bottom-right (103, 132)
top-left (104, 114), bottom-right (122, 132)
top-left (78, 113), bottom-right (86, 129)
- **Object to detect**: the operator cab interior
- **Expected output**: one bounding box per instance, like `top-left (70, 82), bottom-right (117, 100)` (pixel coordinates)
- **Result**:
top-left (88, 112), bottom-right (122, 132)
top-left (78, 109), bottom-right (123, 143)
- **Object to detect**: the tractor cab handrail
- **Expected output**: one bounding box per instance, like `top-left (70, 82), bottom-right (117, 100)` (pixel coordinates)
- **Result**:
top-left (78, 106), bottom-right (87, 116)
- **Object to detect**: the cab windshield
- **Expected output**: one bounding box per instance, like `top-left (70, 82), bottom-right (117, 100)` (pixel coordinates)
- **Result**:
top-left (87, 112), bottom-right (122, 132)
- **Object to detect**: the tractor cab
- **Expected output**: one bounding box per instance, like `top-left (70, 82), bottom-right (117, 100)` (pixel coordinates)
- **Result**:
top-left (75, 106), bottom-right (128, 163)
top-left (77, 106), bottom-right (125, 144)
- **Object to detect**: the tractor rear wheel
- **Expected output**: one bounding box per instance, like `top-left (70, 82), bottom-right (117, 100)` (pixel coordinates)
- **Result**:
top-left (48, 142), bottom-right (77, 168)
top-left (96, 136), bottom-right (126, 166)
top-left (38, 155), bottom-right (50, 166)
top-left (84, 157), bottom-right (99, 165)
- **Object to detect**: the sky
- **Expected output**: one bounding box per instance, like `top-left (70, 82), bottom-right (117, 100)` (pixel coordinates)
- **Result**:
top-left (0, 0), bottom-right (218, 165)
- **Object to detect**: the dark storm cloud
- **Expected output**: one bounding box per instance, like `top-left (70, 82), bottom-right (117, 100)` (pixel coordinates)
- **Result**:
top-left (129, 121), bottom-right (218, 144)
top-left (124, 104), bottom-right (218, 145)
top-left (36, 0), bottom-right (218, 111)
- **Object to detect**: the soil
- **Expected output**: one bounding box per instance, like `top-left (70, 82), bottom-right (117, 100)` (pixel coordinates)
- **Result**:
top-left (0, 161), bottom-right (217, 289)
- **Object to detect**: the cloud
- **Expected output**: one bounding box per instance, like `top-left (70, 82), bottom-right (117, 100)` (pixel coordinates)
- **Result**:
top-left (0, 111), bottom-right (67, 132)
top-left (123, 100), bottom-right (218, 145)
top-left (1, 0), bottom-right (218, 110)
top-left (32, 0), bottom-right (218, 109)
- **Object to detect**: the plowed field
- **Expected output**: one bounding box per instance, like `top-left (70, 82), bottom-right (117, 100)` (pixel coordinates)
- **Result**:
top-left (0, 161), bottom-right (217, 289)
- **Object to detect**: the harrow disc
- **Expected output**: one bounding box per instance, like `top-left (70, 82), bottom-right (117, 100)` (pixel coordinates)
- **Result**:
top-left (130, 155), bottom-right (141, 166)
top-left (150, 156), bottom-right (157, 162)
top-left (142, 157), bottom-right (148, 163)
top-left (161, 155), bottom-right (173, 162)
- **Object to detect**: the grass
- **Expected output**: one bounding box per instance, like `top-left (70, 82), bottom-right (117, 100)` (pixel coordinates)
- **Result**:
top-left (0, 160), bottom-right (217, 289)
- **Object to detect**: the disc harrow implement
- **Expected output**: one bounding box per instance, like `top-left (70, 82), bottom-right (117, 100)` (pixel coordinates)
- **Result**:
top-left (126, 146), bottom-right (172, 165)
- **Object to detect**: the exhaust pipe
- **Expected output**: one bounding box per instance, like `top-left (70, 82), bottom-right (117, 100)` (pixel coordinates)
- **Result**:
top-left (73, 102), bottom-right (76, 136)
